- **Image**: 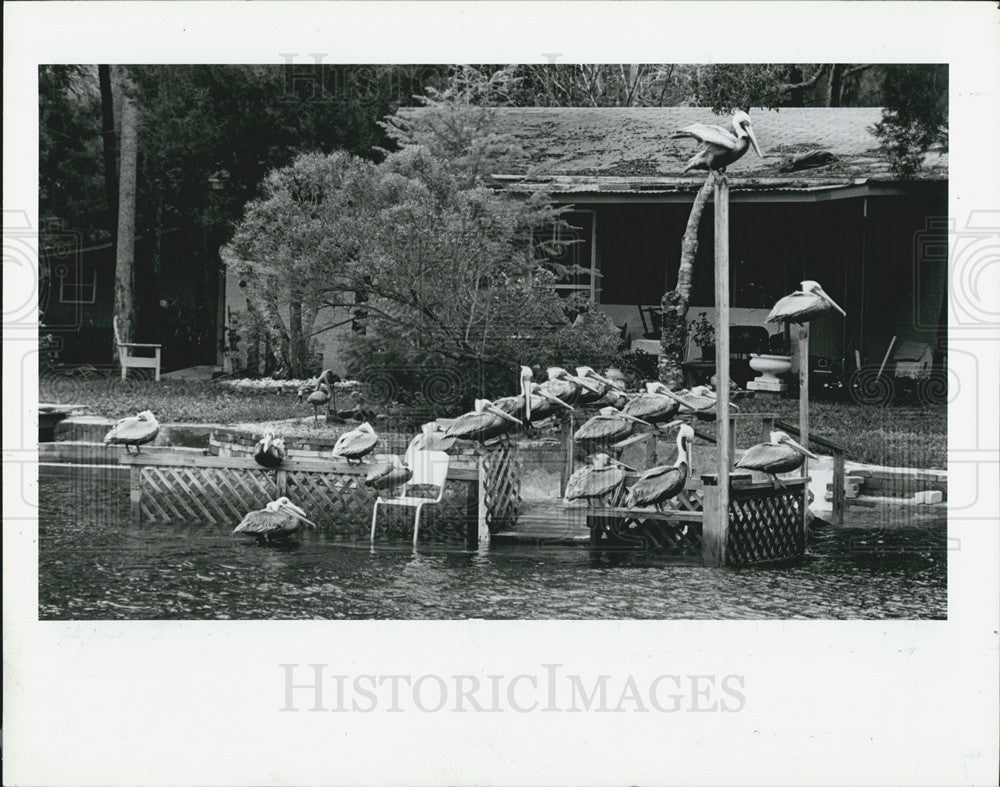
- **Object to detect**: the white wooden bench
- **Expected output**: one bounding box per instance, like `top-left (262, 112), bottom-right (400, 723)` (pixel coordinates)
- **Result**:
top-left (114, 315), bottom-right (161, 381)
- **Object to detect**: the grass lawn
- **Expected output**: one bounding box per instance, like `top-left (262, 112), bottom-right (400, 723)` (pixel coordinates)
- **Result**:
top-left (39, 377), bottom-right (946, 469)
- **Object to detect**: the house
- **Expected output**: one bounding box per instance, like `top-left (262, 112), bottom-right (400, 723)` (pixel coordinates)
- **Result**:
top-left (223, 107), bottom-right (948, 379)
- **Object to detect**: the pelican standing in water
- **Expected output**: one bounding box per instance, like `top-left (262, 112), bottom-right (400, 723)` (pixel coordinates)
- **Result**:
top-left (735, 430), bottom-right (819, 487)
top-left (564, 453), bottom-right (634, 505)
top-left (672, 110), bottom-right (764, 173)
top-left (444, 399), bottom-right (522, 444)
top-left (573, 406), bottom-right (651, 443)
top-left (253, 430), bottom-right (286, 468)
top-left (767, 280), bottom-right (846, 324)
top-left (233, 497), bottom-right (318, 545)
top-left (332, 422), bottom-right (378, 464)
top-left (626, 423), bottom-right (694, 511)
top-left (493, 366), bottom-right (573, 424)
top-left (365, 454), bottom-right (413, 494)
top-left (104, 410), bottom-right (159, 453)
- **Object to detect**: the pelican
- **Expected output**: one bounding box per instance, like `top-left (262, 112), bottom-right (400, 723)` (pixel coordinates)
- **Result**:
top-left (574, 406), bottom-right (651, 443)
top-left (672, 110), bottom-right (764, 173)
top-left (674, 385), bottom-right (738, 420)
top-left (574, 366), bottom-right (626, 406)
top-left (494, 366), bottom-right (573, 424)
top-left (104, 410), bottom-right (159, 453)
top-left (735, 430), bottom-right (819, 486)
top-left (564, 453), bottom-right (635, 504)
top-left (539, 366), bottom-right (601, 406)
top-left (444, 399), bottom-right (522, 444)
top-left (365, 454), bottom-right (413, 494)
top-left (406, 421), bottom-right (456, 456)
top-left (305, 382), bottom-right (331, 426)
top-left (767, 280), bottom-right (846, 324)
top-left (621, 381), bottom-right (685, 426)
top-left (626, 423), bottom-right (694, 510)
top-left (253, 430), bottom-right (286, 468)
top-left (332, 422), bottom-right (378, 463)
top-left (232, 496), bottom-right (317, 545)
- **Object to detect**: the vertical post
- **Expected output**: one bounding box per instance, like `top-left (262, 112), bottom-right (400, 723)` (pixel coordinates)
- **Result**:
top-left (761, 414), bottom-right (775, 442)
top-left (701, 476), bottom-right (726, 566)
top-left (798, 322), bottom-right (810, 476)
top-left (713, 173), bottom-right (731, 533)
top-left (129, 464), bottom-right (142, 525)
top-left (727, 414), bottom-right (736, 468)
top-left (559, 413), bottom-right (575, 496)
top-left (831, 448), bottom-right (845, 526)
top-left (644, 431), bottom-right (656, 469)
top-left (477, 450), bottom-right (489, 543)
top-left (276, 469), bottom-right (287, 497)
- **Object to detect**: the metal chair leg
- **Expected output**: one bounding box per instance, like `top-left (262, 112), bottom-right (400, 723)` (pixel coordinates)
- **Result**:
top-left (412, 503), bottom-right (425, 547)
top-left (371, 499), bottom-right (381, 541)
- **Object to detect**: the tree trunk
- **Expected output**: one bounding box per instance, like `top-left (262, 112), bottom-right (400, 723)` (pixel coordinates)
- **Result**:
top-left (658, 174), bottom-right (716, 388)
top-left (98, 66), bottom-right (118, 256)
top-left (113, 88), bottom-right (138, 360)
top-left (827, 64), bottom-right (844, 107)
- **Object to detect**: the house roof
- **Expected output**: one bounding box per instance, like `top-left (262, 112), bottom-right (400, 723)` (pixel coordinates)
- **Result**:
top-left (476, 107), bottom-right (946, 194)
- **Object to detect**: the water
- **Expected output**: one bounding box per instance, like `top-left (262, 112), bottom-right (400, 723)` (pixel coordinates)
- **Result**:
top-left (39, 476), bottom-right (946, 620)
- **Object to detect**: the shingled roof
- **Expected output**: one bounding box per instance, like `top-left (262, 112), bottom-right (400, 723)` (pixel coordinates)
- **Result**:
top-left (479, 107), bottom-right (947, 193)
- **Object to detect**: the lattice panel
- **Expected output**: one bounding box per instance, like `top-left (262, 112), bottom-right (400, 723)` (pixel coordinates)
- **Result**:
top-left (372, 482), bottom-right (475, 544)
top-left (140, 466), bottom-right (278, 527)
top-left (284, 470), bottom-right (376, 538)
top-left (482, 441), bottom-right (522, 533)
top-left (592, 515), bottom-right (703, 556)
top-left (727, 487), bottom-right (805, 565)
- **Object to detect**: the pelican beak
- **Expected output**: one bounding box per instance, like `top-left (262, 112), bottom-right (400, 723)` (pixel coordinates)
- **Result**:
top-left (816, 287), bottom-right (847, 316)
top-left (664, 420), bottom-right (684, 429)
top-left (537, 388), bottom-right (574, 410)
top-left (660, 388), bottom-right (691, 407)
top-left (610, 458), bottom-right (637, 472)
top-left (488, 404), bottom-right (522, 425)
top-left (571, 374), bottom-right (602, 393)
top-left (621, 412), bottom-right (652, 427)
top-left (282, 502), bottom-right (319, 529)
top-left (589, 370), bottom-right (624, 391)
top-left (521, 372), bottom-right (532, 422)
top-left (746, 124), bottom-right (763, 158)
top-left (261, 434), bottom-right (271, 451)
top-left (783, 435), bottom-right (819, 460)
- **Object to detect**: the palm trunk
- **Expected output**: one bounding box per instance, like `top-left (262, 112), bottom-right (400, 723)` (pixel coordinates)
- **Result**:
top-left (658, 174), bottom-right (716, 388)
top-left (112, 87), bottom-right (138, 359)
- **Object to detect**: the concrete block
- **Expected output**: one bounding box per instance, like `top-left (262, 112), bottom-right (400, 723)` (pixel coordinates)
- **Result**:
top-left (913, 490), bottom-right (943, 504)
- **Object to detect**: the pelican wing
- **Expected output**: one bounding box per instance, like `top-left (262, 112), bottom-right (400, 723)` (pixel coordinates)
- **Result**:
top-left (333, 428), bottom-right (378, 459)
top-left (444, 412), bottom-right (492, 440)
top-left (365, 460), bottom-right (412, 490)
top-left (766, 292), bottom-right (831, 324)
top-left (626, 465), bottom-right (685, 507)
top-left (233, 510), bottom-right (288, 534)
top-left (573, 416), bottom-right (631, 442)
top-left (622, 393), bottom-right (677, 422)
top-left (492, 395), bottom-right (525, 418)
top-left (735, 443), bottom-right (803, 473)
top-left (565, 466), bottom-right (625, 501)
top-left (672, 123), bottom-right (740, 151)
top-left (407, 432), bottom-right (455, 454)
top-left (104, 416), bottom-right (159, 445)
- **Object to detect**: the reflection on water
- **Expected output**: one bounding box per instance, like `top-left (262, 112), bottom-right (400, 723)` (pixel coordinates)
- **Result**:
top-left (39, 477), bottom-right (946, 620)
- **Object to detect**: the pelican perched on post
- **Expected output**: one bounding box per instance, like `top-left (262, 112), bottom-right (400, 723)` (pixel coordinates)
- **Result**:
top-left (494, 366), bottom-right (573, 424)
top-left (735, 430), bottom-right (818, 486)
top-left (365, 454), bottom-right (412, 494)
top-left (331, 422), bottom-right (378, 464)
top-left (406, 421), bottom-right (456, 456)
top-left (564, 453), bottom-right (634, 504)
top-left (104, 410), bottom-right (159, 453)
top-left (573, 407), bottom-right (650, 443)
top-left (574, 366), bottom-right (626, 406)
top-left (538, 367), bottom-right (601, 406)
top-left (253, 430), bottom-right (286, 468)
top-left (767, 280), bottom-right (846, 324)
top-left (672, 110), bottom-right (764, 173)
top-left (674, 385), bottom-right (738, 420)
top-left (621, 381), bottom-right (685, 426)
top-left (233, 496), bottom-right (317, 545)
top-left (444, 399), bottom-right (522, 444)
top-left (625, 423), bottom-right (694, 510)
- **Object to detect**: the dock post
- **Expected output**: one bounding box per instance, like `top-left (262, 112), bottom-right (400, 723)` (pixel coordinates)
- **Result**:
top-left (129, 464), bottom-right (142, 525)
top-left (477, 450), bottom-right (489, 543)
top-left (276, 469), bottom-right (287, 497)
top-left (701, 475), bottom-right (726, 566)
top-left (559, 413), bottom-right (575, 496)
top-left (713, 172), bottom-right (731, 562)
top-left (831, 448), bottom-right (845, 526)
top-left (798, 322), bottom-right (810, 476)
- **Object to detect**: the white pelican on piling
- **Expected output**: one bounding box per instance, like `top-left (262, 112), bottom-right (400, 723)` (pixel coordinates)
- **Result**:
top-left (735, 430), bottom-right (819, 486)
top-left (233, 496), bottom-right (318, 545)
top-left (253, 430), bottom-right (286, 468)
top-left (494, 366), bottom-right (573, 424)
top-left (564, 453), bottom-right (635, 504)
top-left (622, 381), bottom-right (684, 426)
top-left (406, 421), bottom-right (456, 455)
top-left (767, 280), bottom-right (846, 324)
top-left (625, 423), bottom-right (694, 510)
top-left (332, 422), bottom-right (378, 464)
top-left (104, 410), bottom-right (159, 453)
top-left (672, 110), bottom-right (764, 173)
top-left (445, 399), bottom-right (522, 444)
top-left (539, 367), bottom-right (601, 406)
top-left (365, 454), bottom-right (413, 494)
top-left (574, 366), bottom-right (626, 406)
top-left (573, 406), bottom-right (651, 443)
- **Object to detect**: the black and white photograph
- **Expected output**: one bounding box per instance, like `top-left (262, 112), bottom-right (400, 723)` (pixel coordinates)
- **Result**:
top-left (5, 2), bottom-right (999, 785)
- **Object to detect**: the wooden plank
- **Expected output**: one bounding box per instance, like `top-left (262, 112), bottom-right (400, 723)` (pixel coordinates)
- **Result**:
top-left (130, 465), bottom-right (141, 524)
top-left (832, 448), bottom-right (846, 526)
top-left (701, 479), bottom-right (725, 567)
top-left (589, 507), bottom-right (704, 523)
top-left (798, 322), bottom-right (809, 477)
top-left (713, 173), bottom-right (731, 552)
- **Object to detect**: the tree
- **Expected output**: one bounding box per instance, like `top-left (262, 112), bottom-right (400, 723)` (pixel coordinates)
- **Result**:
top-left (112, 70), bottom-right (139, 358)
top-left (871, 65), bottom-right (948, 179)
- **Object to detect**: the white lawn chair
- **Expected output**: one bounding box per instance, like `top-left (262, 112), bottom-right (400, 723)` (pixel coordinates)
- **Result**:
top-left (371, 449), bottom-right (450, 546)
top-left (114, 315), bottom-right (162, 381)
